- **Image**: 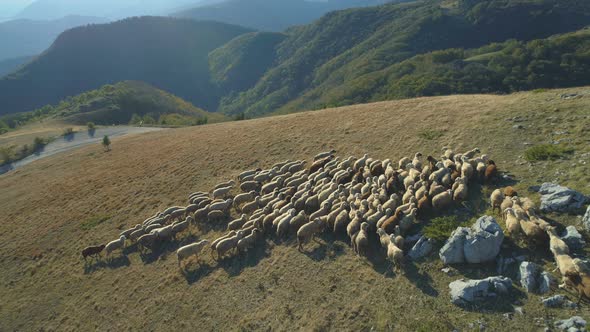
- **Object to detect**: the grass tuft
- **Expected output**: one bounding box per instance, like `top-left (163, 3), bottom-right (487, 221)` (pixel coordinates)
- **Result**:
top-left (423, 216), bottom-right (470, 241)
top-left (418, 129), bottom-right (445, 140)
top-left (524, 144), bottom-right (573, 161)
top-left (80, 215), bottom-right (110, 231)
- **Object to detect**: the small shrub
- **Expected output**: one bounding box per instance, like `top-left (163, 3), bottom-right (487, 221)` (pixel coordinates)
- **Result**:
top-left (80, 215), bottom-right (110, 230)
top-left (234, 113), bottom-right (246, 121)
top-left (423, 216), bottom-right (469, 241)
top-left (418, 129), bottom-right (445, 140)
top-left (62, 127), bottom-right (75, 136)
top-left (196, 117), bottom-right (208, 125)
top-left (524, 144), bottom-right (573, 161)
top-left (532, 88), bottom-right (547, 93)
top-left (102, 135), bottom-right (111, 151)
top-left (87, 122), bottom-right (96, 130)
top-left (32, 137), bottom-right (47, 151)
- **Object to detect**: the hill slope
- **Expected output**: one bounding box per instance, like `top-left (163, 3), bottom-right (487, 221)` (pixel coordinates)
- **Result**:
top-left (0, 56), bottom-right (34, 78)
top-left (0, 17), bottom-right (251, 116)
top-left (0, 15), bottom-right (108, 61)
top-left (1, 88), bottom-right (589, 330)
top-left (174, 0), bottom-right (392, 31)
top-left (218, 0), bottom-right (590, 116)
top-left (0, 81), bottom-right (227, 129)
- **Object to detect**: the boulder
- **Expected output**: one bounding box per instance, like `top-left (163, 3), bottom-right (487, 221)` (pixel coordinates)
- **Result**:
top-left (408, 236), bottom-right (435, 260)
top-left (440, 216), bottom-right (504, 264)
top-left (561, 226), bottom-right (585, 250)
top-left (542, 295), bottom-right (577, 309)
top-left (554, 316), bottom-right (586, 332)
top-left (539, 271), bottom-right (553, 294)
top-left (539, 183), bottom-right (588, 213)
top-left (449, 276), bottom-right (512, 306)
top-left (519, 261), bottom-right (539, 293)
top-left (439, 227), bottom-right (469, 264)
top-left (583, 205), bottom-right (590, 232)
top-left (464, 216), bottom-right (504, 264)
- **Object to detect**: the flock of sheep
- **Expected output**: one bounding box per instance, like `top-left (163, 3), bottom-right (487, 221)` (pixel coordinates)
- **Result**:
top-left (83, 147), bottom-right (499, 276)
top-left (491, 188), bottom-right (590, 302)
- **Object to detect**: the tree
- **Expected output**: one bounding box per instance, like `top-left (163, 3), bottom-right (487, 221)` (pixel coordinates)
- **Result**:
top-left (87, 122), bottom-right (96, 130)
top-left (102, 135), bottom-right (111, 151)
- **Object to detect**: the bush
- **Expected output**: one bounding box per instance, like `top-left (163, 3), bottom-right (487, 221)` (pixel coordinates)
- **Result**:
top-left (196, 117), bottom-right (208, 125)
top-left (87, 122), bottom-right (96, 130)
top-left (102, 135), bottom-right (111, 151)
top-left (418, 129), bottom-right (445, 140)
top-left (524, 144), bottom-right (574, 161)
top-left (32, 137), bottom-right (47, 151)
top-left (233, 113), bottom-right (246, 121)
top-left (62, 127), bottom-right (75, 136)
top-left (423, 216), bottom-right (469, 241)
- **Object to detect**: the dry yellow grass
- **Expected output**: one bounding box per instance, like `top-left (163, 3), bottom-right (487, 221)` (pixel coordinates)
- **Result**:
top-left (0, 88), bottom-right (589, 331)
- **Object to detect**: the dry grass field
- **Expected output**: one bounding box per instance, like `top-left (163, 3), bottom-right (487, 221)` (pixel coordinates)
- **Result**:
top-left (1, 88), bottom-right (589, 331)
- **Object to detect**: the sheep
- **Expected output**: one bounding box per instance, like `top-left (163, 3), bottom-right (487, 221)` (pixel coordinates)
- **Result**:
top-left (240, 181), bottom-right (262, 193)
top-left (314, 150), bottom-right (336, 161)
top-left (210, 198), bottom-right (233, 212)
top-left (215, 231), bottom-right (245, 259)
top-left (104, 235), bottom-right (126, 258)
top-left (377, 228), bottom-right (391, 249)
top-left (210, 231), bottom-right (237, 255)
top-left (289, 210), bottom-right (308, 233)
top-left (137, 233), bottom-right (159, 251)
top-left (398, 156), bottom-right (412, 170)
top-left (81, 244), bottom-right (105, 260)
top-left (386, 234), bottom-right (404, 273)
top-left (412, 153), bottom-right (423, 171)
top-left (185, 203), bottom-right (199, 216)
top-left (333, 209), bottom-right (351, 233)
top-left (347, 211), bottom-right (363, 240)
top-left (564, 270), bottom-right (590, 304)
top-left (452, 178), bottom-right (468, 202)
top-left (309, 156), bottom-right (334, 174)
top-left (463, 148), bottom-right (480, 159)
top-left (129, 228), bottom-right (146, 242)
top-left (276, 209), bottom-right (297, 238)
top-left (172, 217), bottom-right (191, 237)
top-left (207, 209), bottom-right (227, 223)
top-left (519, 219), bottom-right (547, 245)
top-left (398, 208), bottom-right (418, 235)
top-left (212, 186), bottom-right (232, 200)
top-left (547, 227), bottom-right (570, 257)
top-left (162, 206), bottom-right (184, 216)
top-left (227, 214), bottom-right (247, 231)
top-left (241, 196), bottom-right (261, 215)
top-left (484, 160), bottom-right (498, 183)
top-left (354, 222), bottom-right (370, 256)
top-left (490, 189), bottom-right (505, 214)
top-left (504, 186), bottom-right (518, 197)
top-left (555, 253), bottom-right (578, 278)
top-left (233, 191), bottom-right (256, 210)
top-left (237, 229), bottom-right (261, 253)
top-left (214, 180), bottom-right (235, 190)
top-left (432, 190), bottom-right (453, 211)
top-left (297, 218), bottom-right (324, 252)
top-left (238, 168), bottom-right (261, 182)
top-left (152, 225), bottom-right (174, 241)
top-left (309, 201), bottom-right (332, 221)
top-left (460, 156), bottom-right (474, 179)
top-left (120, 224), bottom-right (141, 238)
top-left (503, 208), bottom-right (522, 238)
top-left (177, 240), bottom-right (210, 267)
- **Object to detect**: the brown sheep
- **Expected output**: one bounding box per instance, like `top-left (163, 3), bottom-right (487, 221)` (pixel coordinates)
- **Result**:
top-left (504, 186), bottom-right (518, 197)
top-left (81, 244), bottom-right (105, 260)
top-left (309, 155), bottom-right (333, 174)
top-left (381, 209), bottom-right (404, 234)
top-left (484, 160), bottom-right (498, 183)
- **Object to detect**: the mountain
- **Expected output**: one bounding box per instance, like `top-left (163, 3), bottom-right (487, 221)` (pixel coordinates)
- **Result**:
top-left (16, 0), bottom-right (208, 20)
top-left (0, 81), bottom-right (227, 129)
top-left (0, 16), bottom-right (109, 61)
top-left (0, 17), bottom-right (251, 116)
top-left (0, 56), bottom-right (34, 78)
top-left (174, 0), bottom-right (393, 31)
top-left (218, 0), bottom-right (590, 116)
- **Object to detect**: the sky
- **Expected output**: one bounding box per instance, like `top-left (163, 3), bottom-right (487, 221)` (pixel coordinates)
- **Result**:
top-left (0, 0), bottom-right (35, 17)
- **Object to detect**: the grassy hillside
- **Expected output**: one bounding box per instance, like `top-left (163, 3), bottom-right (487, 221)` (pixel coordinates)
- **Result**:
top-left (174, 0), bottom-right (392, 32)
top-left (219, 0), bottom-right (590, 116)
top-left (0, 81), bottom-right (227, 130)
top-left (0, 55), bottom-right (33, 78)
top-left (0, 87), bottom-right (589, 330)
top-left (0, 16), bottom-right (251, 116)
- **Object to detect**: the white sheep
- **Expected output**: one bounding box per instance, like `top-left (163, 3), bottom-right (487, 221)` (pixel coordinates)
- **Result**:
top-left (297, 218), bottom-right (324, 251)
top-left (490, 189), bottom-right (505, 214)
top-left (354, 222), bottom-right (370, 256)
top-left (238, 168), bottom-right (261, 182)
top-left (215, 231), bottom-right (244, 259)
top-left (210, 198), bottom-right (233, 212)
top-left (233, 191), bottom-right (256, 210)
top-left (228, 214), bottom-right (248, 231)
top-left (314, 150), bottom-right (336, 161)
top-left (432, 190), bottom-right (452, 211)
top-left (105, 235), bottom-right (126, 258)
top-left (276, 209), bottom-right (297, 238)
top-left (212, 186), bottom-right (233, 199)
top-left (214, 180), bottom-right (236, 190)
top-left (237, 229), bottom-right (261, 253)
top-left (177, 240), bottom-right (210, 266)
top-left (137, 233), bottom-right (158, 251)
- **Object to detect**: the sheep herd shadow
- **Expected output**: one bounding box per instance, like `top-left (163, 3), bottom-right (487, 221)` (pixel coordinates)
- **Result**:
top-left (83, 255), bottom-right (131, 274)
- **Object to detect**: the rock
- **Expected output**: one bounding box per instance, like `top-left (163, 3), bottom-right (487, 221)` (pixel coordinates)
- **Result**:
top-left (464, 216), bottom-right (504, 264)
top-left (513, 124), bottom-right (525, 129)
top-left (519, 261), bottom-right (539, 293)
top-left (408, 236), bottom-right (435, 260)
top-left (449, 276), bottom-right (512, 306)
top-left (542, 295), bottom-right (577, 308)
top-left (554, 316), bottom-right (586, 332)
top-left (583, 205), bottom-right (590, 232)
top-left (440, 216), bottom-right (504, 264)
top-left (539, 272), bottom-right (554, 294)
top-left (539, 183), bottom-right (589, 213)
top-left (405, 232), bottom-right (423, 245)
top-left (561, 226), bottom-right (586, 250)
top-left (439, 227), bottom-right (469, 264)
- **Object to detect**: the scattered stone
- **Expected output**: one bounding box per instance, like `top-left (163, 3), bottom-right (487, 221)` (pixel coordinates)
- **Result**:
top-left (519, 261), bottom-right (540, 293)
top-left (405, 232), bottom-right (423, 245)
top-left (542, 295), bottom-right (577, 309)
top-left (514, 306), bottom-right (524, 316)
top-left (503, 313), bottom-right (513, 320)
top-left (449, 276), bottom-right (512, 306)
top-left (539, 183), bottom-right (589, 213)
top-left (539, 272), bottom-right (554, 294)
top-left (513, 124), bottom-right (525, 129)
top-left (560, 93), bottom-right (580, 100)
top-left (529, 185), bottom-right (541, 193)
top-left (554, 316), bottom-right (586, 332)
top-left (408, 236), bottom-right (435, 260)
top-left (561, 226), bottom-right (586, 250)
top-left (440, 216), bottom-right (504, 264)
top-left (583, 205), bottom-right (590, 232)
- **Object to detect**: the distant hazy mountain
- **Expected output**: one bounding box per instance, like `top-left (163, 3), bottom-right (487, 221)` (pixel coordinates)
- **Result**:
top-left (0, 17), bottom-right (251, 115)
top-left (0, 56), bottom-right (34, 78)
top-left (0, 16), bottom-right (108, 61)
top-left (174, 0), bottom-right (393, 31)
top-left (16, 0), bottom-right (207, 20)
top-left (0, 0), bottom-right (35, 18)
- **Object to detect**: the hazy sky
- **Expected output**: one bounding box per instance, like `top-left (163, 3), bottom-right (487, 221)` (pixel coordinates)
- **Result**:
top-left (0, 0), bottom-right (35, 17)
